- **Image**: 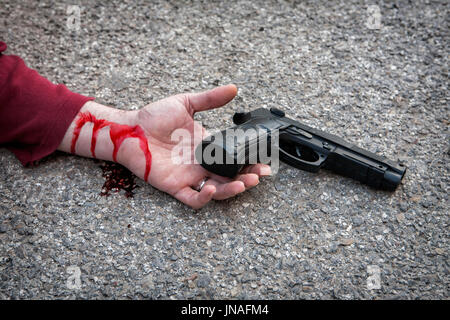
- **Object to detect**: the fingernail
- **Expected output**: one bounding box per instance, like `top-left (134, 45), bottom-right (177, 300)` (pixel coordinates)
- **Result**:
top-left (260, 166), bottom-right (272, 176)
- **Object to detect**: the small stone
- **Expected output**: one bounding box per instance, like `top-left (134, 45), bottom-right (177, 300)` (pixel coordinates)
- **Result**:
top-left (399, 202), bottom-right (408, 212)
top-left (197, 275), bottom-right (211, 288)
top-left (0, 224), bottom-right (7, 233)
top-left (302, 285), bottom-right (313, 292)
top-left (340, 239), bottom-right (355, 246)
top-left (396, 213), bottom-right (405, 223)
top-left (326, 242), bottom-right (338, 253)
top-left (352, 216), bottom-right (364, 226)
top-left (170, 254), bottom-right (178, 261)
top-left (141, 275), bottom-right (154, 289)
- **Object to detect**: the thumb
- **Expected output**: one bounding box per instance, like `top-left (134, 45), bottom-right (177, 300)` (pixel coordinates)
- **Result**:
top-left (186, 84), bottom-right (238, 114)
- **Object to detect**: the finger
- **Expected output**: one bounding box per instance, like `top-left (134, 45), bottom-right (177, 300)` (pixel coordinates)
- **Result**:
top-left (240, 164), bottom-right (272, 176)
top-left (174, 185), bottom-right (216, 209)
top-left (208, 169), bottom-right (266, 186)
top-left (235, 173), bottom-right (259, 188)
top-left (203, 179), bottom-right (245, 200)
top-left (210, 173), bottom-right (260, 188)
top-left (187, 84), bottom-right (238, 114)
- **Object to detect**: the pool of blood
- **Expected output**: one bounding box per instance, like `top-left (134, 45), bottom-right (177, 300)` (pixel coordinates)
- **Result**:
top-left (99, 161), bottom-right (137, 198)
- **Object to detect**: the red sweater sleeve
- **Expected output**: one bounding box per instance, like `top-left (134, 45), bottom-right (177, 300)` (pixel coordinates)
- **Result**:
top-left (0, 41), bottom-right (94, 166)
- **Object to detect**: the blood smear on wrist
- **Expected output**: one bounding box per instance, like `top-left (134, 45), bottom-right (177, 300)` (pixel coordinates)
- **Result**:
top-left (71, 112), bottom-right (152, 181)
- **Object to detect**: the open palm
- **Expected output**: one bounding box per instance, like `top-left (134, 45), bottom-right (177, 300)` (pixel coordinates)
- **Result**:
top-left (126, 85), bottom-right (271, 209)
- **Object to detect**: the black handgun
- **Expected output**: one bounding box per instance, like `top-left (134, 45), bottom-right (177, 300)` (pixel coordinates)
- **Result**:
top-left (195, 108), bottom-right (406, 191)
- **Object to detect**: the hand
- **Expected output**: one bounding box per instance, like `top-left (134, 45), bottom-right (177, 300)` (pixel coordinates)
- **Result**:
top-left (125, 84), bottom-right (271, 209)
top-left (59, 85), bottom-right (272, 209)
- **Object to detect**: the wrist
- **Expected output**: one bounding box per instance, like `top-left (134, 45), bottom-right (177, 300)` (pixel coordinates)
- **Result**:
top-left (58, 101), bottom-right (138, 165)
top-left (79, 101), bottom-right (137, 126)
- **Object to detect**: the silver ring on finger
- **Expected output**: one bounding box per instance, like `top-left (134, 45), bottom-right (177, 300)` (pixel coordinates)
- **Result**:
top-left (195, 177), bottom-right (209, 192)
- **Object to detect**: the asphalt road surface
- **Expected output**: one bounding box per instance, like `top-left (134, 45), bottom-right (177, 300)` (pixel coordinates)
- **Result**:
top-left (0, 0), bottom-right (448, 299)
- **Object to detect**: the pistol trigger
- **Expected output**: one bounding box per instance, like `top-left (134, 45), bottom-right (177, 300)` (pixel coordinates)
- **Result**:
top-left (279, 135), bottom-right (328, 173)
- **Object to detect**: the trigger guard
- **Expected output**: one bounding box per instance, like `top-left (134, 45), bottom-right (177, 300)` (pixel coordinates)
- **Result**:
top-left (279, 146), bottom-right (327, 173)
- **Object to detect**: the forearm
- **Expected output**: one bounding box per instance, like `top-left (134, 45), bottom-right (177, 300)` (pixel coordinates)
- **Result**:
top-left (58, 101), bottom-right (138, 166)
top-left (0, 41), bottom-right (94, 166)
